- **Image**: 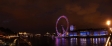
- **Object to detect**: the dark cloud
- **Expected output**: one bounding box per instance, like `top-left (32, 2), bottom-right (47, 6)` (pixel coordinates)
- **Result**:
top-left (64, 0), bottom-right (112, 29)
top-left (0, 0), bottom-right (112, 33)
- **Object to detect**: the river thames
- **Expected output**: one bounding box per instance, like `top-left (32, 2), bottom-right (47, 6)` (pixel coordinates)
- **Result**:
top-left (28, 36), bottom-right (110, 46)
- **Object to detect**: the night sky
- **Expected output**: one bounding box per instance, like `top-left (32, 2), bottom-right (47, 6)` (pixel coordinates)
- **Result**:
top-left (0, 0), bottom-right (112, 34)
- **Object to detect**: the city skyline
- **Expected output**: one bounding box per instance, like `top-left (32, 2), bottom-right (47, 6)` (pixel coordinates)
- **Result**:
top-left (0, 0), bottom-right (112, 33)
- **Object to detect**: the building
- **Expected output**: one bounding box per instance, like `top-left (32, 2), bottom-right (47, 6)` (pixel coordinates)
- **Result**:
top-left (70, 25), bottom-right (76, 31)
top-left (68, 28), bottom-right (109, 37)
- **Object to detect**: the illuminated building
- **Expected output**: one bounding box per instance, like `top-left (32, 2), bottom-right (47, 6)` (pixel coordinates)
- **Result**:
top-left (68, 28), bottom-right (109, 37)
top-left (70, 25), bottom-right (76, 31)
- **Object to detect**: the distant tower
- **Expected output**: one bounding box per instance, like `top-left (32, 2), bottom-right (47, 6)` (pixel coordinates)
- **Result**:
top-left (70, 25), bottom-right (76, 31)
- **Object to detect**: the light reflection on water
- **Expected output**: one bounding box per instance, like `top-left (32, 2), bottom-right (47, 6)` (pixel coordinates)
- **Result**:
top-left (55, 38), bottom-right (107, 46)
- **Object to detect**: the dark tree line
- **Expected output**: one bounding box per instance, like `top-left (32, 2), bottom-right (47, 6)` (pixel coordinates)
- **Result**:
top-left (0, 27), bottom-right (16, 35)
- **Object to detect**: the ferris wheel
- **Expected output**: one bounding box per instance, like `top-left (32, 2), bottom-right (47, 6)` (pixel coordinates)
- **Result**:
top-left (56, 15), bottom-right (69, 36)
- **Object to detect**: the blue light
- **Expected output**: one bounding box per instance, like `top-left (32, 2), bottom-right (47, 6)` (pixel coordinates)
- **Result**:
top-left (80, 31), bottom-right (87, 36)
top-left (93, 31), bottom-right (99, 36)
top-left (73, 33), bottom-right (77, 36)
top-left (70, 25), bottom-right (75, 31)
top-left (100, 31), bottom-right (107, 35)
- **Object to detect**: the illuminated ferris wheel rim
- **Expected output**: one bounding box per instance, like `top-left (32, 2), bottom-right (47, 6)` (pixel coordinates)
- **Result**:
top-left (56, 15), bottom-right (69, 36)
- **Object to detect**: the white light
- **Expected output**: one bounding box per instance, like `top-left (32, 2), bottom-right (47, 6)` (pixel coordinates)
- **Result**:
top-left (106, 20), bottom-right (111, 26)
top-left (70, 25), bottom-right (75, 31)
top-left (46, 32), bottom-right (50, 34)
top-left (109, 28), bottom-right (112, 32)
top-left (19, 33), bottom-right (22, 34)
top-left (105, 36), bottom-right (110, 46)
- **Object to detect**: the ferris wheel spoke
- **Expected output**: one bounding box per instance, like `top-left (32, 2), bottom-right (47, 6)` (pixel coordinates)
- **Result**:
top-left (56, 15), bottom-right (69, 37)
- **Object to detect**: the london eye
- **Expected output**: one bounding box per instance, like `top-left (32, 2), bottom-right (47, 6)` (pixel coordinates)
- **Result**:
top-left (56, 15), bottom-right (69, 37)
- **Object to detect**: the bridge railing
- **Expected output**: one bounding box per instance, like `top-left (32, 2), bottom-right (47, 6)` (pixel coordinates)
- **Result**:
top-left (104, 34), bottom-right (111, 46)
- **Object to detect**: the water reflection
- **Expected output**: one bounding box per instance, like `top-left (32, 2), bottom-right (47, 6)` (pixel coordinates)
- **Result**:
top-left (70, 38), bottom-right (77, 46)
top-left (80, 38), bottom-right (86, 46)
top-left (55, 38), bottom-right (107, 46)
top-left (55, 38), bottom-right (69, 46)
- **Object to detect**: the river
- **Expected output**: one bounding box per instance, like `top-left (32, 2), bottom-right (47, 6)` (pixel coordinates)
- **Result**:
top-left (28, 36), bottom-right (110, 46)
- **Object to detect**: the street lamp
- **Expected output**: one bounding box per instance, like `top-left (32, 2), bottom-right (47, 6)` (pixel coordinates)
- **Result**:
top-left (105, 20), bottom-right (112, 46)
top-left (106, 20), bottom-right (112, 32)
top-left (106, 20), bottom-right (111, 26)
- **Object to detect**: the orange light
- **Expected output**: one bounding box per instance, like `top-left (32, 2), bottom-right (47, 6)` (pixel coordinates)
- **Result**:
top-left (106, 20), bottom-right (111, 26)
